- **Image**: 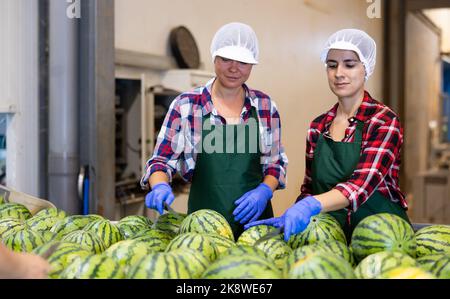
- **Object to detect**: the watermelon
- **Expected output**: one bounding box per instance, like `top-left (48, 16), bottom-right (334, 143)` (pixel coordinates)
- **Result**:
top-left (201, 254), bottom-right (282, 279)
top-left (33, 207), bottom-right (66, 220)
top-left (168, 248), bottom-right (210, 278)
top-left (415, 225), bottom-right (450, 258)
top-left (416, 254), bottom-right (450, 279)
top-left (222, 245), bottom-right (270, 260)
top-left (165, 232), bottom-right (219, 262)
top-left (84, 219), bottom-right (123, 248)
top-left (0, 203), bottom-right (32, 220)
top-left (354, 251), bottom-right (417, 279)
top-left (117, 215), bottom-right (153, 239)
top-left (255, 238), bottom-right (291, 270)
top-left (50, 214), bottom-right (104, 239)
top-left (286, 252), bottom-right (355, 279)
top-left (237, 225), bottom-right (282, 246)
top-left (127, 252), bottom-right (192, 279)
top-left (131, 229), bottom-right (173, 252)
top-left (26, 215), bottom-right (62, 233)
top-left (104, 240), bottom-right (157, 272)
top-left (179, 209), bottom-right (234, 241)
top-left (205, 233), bottom-right (236, 256)
top-left (33, 241), bottom-right (92, 278)
top-left (284, 240), bottom-right (355, 276)
top-left (350, 213), bottom-right (416, 262)
top-left (0, 218), bottom-right (25, 240)
top-left (41, 230), bottom-right (58, 242)
top-left (61, 254), bottom-right (125, 279)
top-left (287, 213), bottom-right (346, 249)
top-left (379, 267), bottom-right (435, 279)
top-left (61, 230), bottom-right (107, 254)
top-left (153, 212), bottom-right (185, 235)
top-left (4, 228), bottom-right (46, 252)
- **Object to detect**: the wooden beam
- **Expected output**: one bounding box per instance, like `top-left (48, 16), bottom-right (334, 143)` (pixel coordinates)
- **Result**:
top-left (384, 0), bottom-right (407, 191)
top-left (407, 0), bottom-right (450, 11)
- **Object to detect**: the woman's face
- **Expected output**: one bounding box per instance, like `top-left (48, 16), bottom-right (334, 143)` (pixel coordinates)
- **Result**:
top-left (326, 49), bottom-right (366, 99)
top-left (214, 56), bottom-right (253, 89)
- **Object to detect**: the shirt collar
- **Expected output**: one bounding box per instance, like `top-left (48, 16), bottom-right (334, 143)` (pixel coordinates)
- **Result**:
top-left (325, 90), bottom-right (375, 127)
top-left (200, 77), bottom-right (256, 117)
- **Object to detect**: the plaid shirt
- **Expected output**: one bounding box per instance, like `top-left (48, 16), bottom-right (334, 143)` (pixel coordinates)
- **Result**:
top-left (141, 78), bottom-right (288, 190)
top-left (299, 91), bottom-right (407, 212)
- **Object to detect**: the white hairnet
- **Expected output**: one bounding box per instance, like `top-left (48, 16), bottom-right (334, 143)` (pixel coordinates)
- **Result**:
top-left (210, 22), bottom-right (259, 64)
top-left (320, 29), bottom-right (376, 81)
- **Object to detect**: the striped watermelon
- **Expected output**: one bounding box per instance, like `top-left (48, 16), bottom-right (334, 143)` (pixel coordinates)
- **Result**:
top-left (416, 254), bottom-right (450, 279)
top-left (415, 225), bottom-right (450, 258)
top-left (50, 214), bottom-right (104, 239)
top-left (354, 251), bottom-right (417, 279)
top-left (117, 215), bottom-right (153, 239)
top-left (61, 254), bottom-right (125, 279)
top-left (255, 238), bottom-right (292, 270)
top-left (379, 267), bottom-right (435, 279)
top-left (127, 252), bottom-right (192, 279)
top-left (222, 244), bottom-right (270, 260)
top-left (131, 229), bottom-right (173, 252)
top-left (287, 213), bottom-right (346, 249)
top-left (33, 207), bottom-right (66, 220)
top-left (168, 248), bottom-right (210, 279)
top-left (26, 215), bottom-right (62, 233)
top-left (350, 213), bottom-right (416, 262)
top-left (165, 232), bottom-right (219, 262)
top-left (0, 218), bottom-right (25, 240)
top-left (0, 203), bottom-right (32, 220)
top-left (61, 230), bottom-right (107, 254)
top-left (84, 219), bottom-right (123, 248)
top-left (285, 240), bottom-right (355, 276)
top-left (41, 230), bottom-right (57, 242)
top-left (33, 241), bottom-right (92, 278)
top-left (4, 227), bottom-right (46, 252)
top-left (237, 225), bottom-right (282, 246)
top-left (201, 254), bottom-right (282, 279)
top-left (179, 209), bottom-right (234, 241)
top-left (205, 233), bottom-right (236, 256)
top-left (286, 252), bottom-right (355, 279)
top-left (104, 240), bottom-right (157, 272)
top-left (153, 212), bottom-right (185, 235)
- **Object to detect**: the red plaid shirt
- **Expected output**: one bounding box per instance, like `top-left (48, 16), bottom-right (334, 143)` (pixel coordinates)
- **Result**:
top-left (299, 91), bottom-right (407, 212)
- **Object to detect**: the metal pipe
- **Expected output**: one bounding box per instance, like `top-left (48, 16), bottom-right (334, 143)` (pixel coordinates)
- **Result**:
top-left (48, 0), bottom-right (79, 213)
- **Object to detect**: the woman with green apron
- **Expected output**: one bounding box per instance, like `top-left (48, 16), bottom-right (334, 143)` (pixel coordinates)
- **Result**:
top-left (141, 22), bottom-right (288, 240)
top-left (246, 29), bottom-right (409, 242)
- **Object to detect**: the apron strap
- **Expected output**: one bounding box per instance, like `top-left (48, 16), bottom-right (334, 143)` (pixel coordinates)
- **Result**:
top-left (346, 120), bottom-right (364, 225)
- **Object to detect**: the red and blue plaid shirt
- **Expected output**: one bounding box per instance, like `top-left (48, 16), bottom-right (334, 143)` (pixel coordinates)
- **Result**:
top-left (299, 91), bottom-right (407, 212)
top-left (141, 78), bottom-right (288, 190)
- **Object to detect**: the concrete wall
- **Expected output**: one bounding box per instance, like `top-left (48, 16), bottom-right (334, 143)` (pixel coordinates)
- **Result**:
top-left (115, 0), bottom-right (385, 216)
top-left (0, 0), bottom-right (40, 196)
top-left (423, 8), bottom-right (450, 53)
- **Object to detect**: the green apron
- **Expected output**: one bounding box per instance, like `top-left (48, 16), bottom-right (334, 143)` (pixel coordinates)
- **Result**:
top-left (311, 119), bottom-right (409, 241)
top-left (188, 107), bottom-right (273, 240)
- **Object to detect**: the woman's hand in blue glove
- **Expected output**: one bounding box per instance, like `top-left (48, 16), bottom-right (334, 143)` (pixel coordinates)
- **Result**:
top-left (233, 183), bottom-right (273, 224)
top-left (145, 182), bottom-right (175, 215)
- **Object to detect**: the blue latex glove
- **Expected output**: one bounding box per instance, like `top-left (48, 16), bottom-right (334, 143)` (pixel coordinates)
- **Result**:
top-left (244, 195), bottom-right (322, 241)
top-left (145, 182), bottom-right (175, 215)
top-left (233, 183), bottom-right (273, 224)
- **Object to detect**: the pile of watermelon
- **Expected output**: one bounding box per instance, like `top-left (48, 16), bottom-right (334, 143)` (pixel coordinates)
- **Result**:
top-left (1, 200), bottom-right (449, 279)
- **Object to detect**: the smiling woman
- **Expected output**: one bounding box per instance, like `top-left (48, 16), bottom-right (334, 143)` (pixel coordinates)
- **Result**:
top-left (246, 29), bottom-right (410, 243)
top-left (141, 22), bottom-right (288, 240)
